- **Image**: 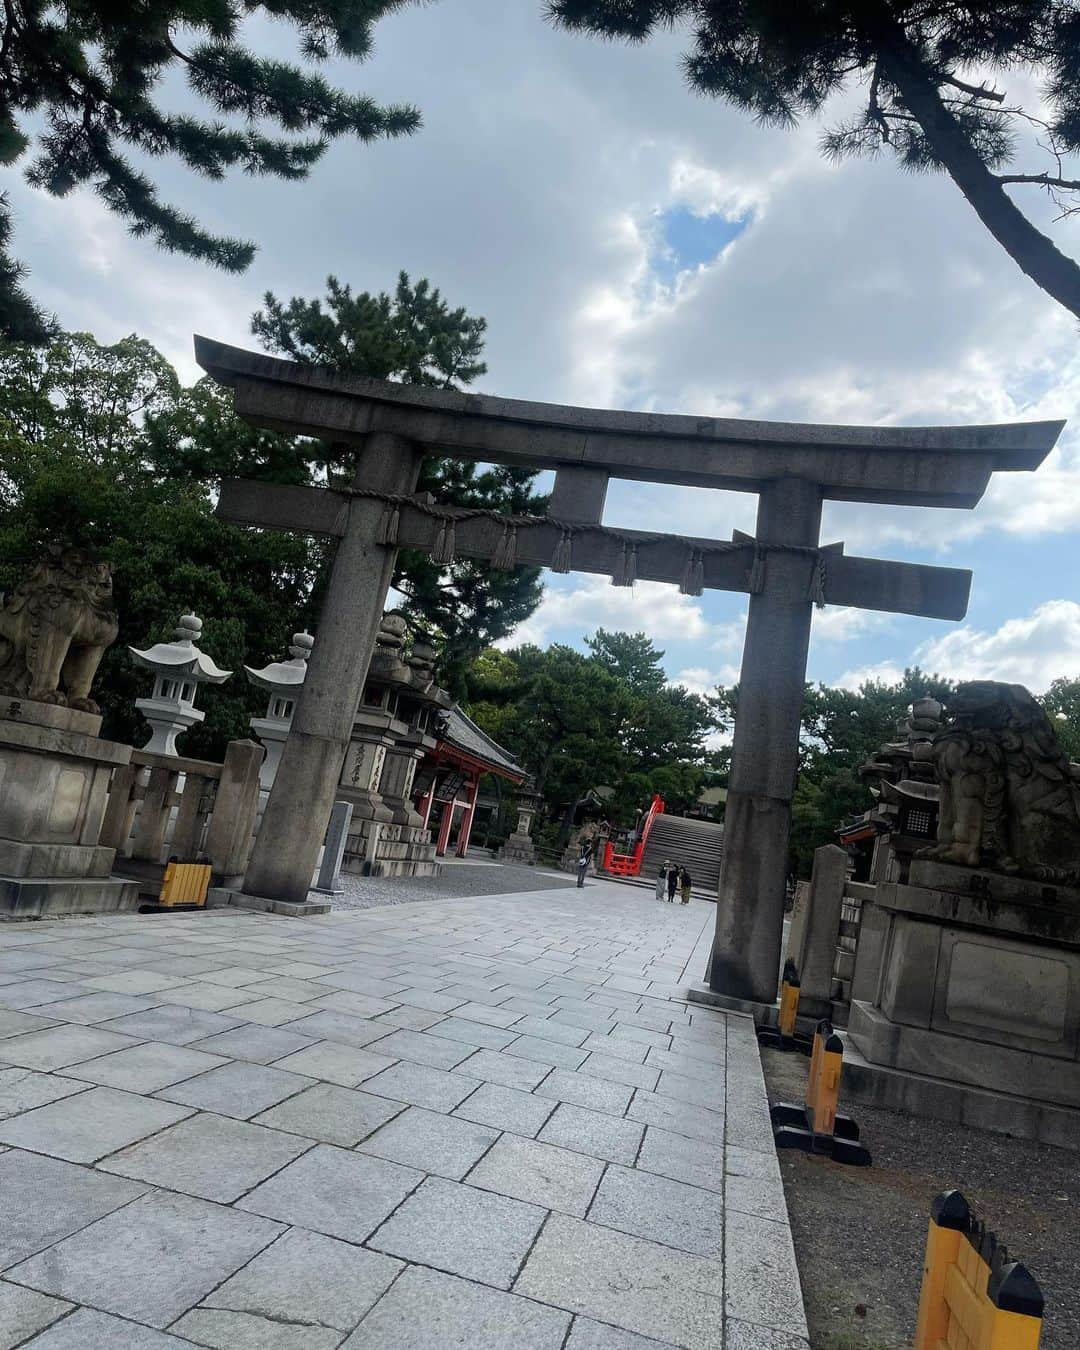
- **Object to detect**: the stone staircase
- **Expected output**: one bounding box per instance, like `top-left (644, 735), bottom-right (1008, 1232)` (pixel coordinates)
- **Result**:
top-left (640, 814), bottom-right (725, 893)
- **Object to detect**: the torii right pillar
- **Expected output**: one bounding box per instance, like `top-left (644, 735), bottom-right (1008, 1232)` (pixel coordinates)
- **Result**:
top-left (708, 477), bottom-right (821, 1003)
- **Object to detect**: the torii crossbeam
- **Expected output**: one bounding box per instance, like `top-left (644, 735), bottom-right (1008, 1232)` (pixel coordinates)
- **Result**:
top-left (195, 336), bottom-right (1063, 1006)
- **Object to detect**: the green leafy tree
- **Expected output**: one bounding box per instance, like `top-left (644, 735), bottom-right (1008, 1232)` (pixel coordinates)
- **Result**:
top-left (1041, 675), bottom-right (1080, 762)
top-left (548, 2), bottom-right (1080, 319)
top-left (246, 273), bottom-right (546, 694)
top-left (712, 667), bottom-right (958, 876)
top-left (468, 631), bottom-right (717, 835)
top-left (0, 1), bottom-right (421, 342)
top-left (0, 331), bottom-right (316, 754)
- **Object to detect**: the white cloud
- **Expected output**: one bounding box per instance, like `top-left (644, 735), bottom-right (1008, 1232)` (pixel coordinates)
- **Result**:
top-left (836, 661), bottom-right (908, 692)
top-left (916, 600), bottom-right (1080, 691)
top-left (838, 601), bottom-right (1080, 694)
top-left (812, 607), bottom-right (888, 644)
top-left (501, 576), bottom-right (714, 650)
top-left (673, 664), bottom-right (739, 698)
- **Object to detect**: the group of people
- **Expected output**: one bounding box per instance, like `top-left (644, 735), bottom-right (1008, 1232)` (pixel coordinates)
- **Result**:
top-left (656, 861), bottom-right (692, 904)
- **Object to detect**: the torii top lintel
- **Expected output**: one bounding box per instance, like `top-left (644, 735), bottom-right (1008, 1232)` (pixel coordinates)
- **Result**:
top-left (194, 337), bottom-right (1063, 509)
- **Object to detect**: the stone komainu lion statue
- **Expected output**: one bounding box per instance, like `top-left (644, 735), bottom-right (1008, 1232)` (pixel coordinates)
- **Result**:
top-left (0, 545), bottom-right (119, 715)
top-left (921, 680), bottom-right (1080, 884)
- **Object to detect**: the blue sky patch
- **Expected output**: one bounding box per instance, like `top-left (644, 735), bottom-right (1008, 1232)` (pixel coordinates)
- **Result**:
top-left (652, 206), bottom-right (751, 287)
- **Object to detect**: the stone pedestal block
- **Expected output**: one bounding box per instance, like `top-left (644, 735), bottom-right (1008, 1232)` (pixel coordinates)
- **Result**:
top-left (500, 832), bottom-right (537, 866)
top-left (846, 865), bottom-right (1080, 1122)
top-left (0, 696), bottom-right (139, 918)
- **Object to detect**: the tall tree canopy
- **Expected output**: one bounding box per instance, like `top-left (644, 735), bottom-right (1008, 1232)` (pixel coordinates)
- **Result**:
top-left (0, 1), bottom-right (420, 343)
top-left (245, 273), bottom-right (546, 695)
top-left (0, 331), bottom-right (316, 755)
top-left (548, 2), bottom-right (1080, 320)
top-left (468, 631), bottom-right (718, 835)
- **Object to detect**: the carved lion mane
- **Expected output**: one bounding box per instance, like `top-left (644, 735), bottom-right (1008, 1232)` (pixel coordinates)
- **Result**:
top-left (922, 679), bottom-right (1080, 883)
top-left (0, 544), bottom-right (119, 714)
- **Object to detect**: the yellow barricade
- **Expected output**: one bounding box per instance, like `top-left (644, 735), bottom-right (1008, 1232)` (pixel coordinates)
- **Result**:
top-left (778, 959), bottom-right (800, 1038)
top-left (914, 1190), bottom-right (1043, 1350)
top-left (159, 861), bottom-right (212, 908)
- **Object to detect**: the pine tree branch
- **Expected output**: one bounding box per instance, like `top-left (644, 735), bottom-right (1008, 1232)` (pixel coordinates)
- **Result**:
top-left (876, 20), bottom-right (1080, 319)
top-left (941, 73), bottom-right (1005, 104)
top-left (998, 172), bottom-right (1080, 191)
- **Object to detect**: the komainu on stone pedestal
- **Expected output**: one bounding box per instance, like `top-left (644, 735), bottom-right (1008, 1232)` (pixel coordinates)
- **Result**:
top-left (0, 545), bottom-right (119, 714)
top-left (919, 680), bottom-right (1080, 884)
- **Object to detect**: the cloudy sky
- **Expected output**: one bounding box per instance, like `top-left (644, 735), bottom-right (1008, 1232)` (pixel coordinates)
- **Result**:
top-left (16, 3), bottom-right (1080, 697)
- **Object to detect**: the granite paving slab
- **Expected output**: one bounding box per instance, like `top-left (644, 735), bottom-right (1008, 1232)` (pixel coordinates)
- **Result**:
top-left (340, 1265), bottom-right (570, 1349)
top-left (253, 1082), bottom-right (405, 1145)
top-left (0, 1024), bottom-right (142, 1071)
top-left (98, 1111), bottom-right (313, 1202)
top-left (367, 1027), bottom-right (474, 1069)
top-left (0, 1282), bottom-right (70, 1346)
top-left (456, 1047), bottom-right (553, 1089)
top-left (18, 1307), bottom-right (200, 1348)
top-left (535, 1067), bottom-right (634, 1116)
top-left (98, 1005), bottom-right (243, 1045)
top-left (5, 1190), bottom-right (282, 1329)
top-left (0, 884), bottom-right (803, 1348)
top-left (187, 1024), bottom-right (317, 1064)
top-left (357, 1104), bottom-right (498, 1179)
top-left (0, 1086), bottom-right (191, 1163)
top-left (369, 1175), bottom-right (546, 1288)
top-left (155, 1059), bottom-right (313, 1119)
top-left (538, 1101), bottom-right (644, 1165)
top-left (515, 1212), bottom-right (725, 1349)
top-left (0, 1009), bottom-right (59, 1040)
top-left (454, 1081), bottom-right (556, 1137)
top-left (0, 1150), bottom-right (148, 1268)
top-left (587, 1164), bottom-right (724, 1255)
top-left (0, 1068), bottom-right (89, 1119)
top-left (269, 1040), bottom-right (396, 1087)
top-left (566, 1317), bottom-right (679, 1349)
top-left (363, 1060), bottom-right (480, 1113)
top-left (172, 1228), bottom-right (402, 1350)
top-left (66, 1042), bottom-right (227, 1093)
top-left (237, 1142), bottom-right (424, 1242)
top-left (466, 1132), bottom-right (604, 1217)
top-left (25, 992), bottom-right (160, 1024)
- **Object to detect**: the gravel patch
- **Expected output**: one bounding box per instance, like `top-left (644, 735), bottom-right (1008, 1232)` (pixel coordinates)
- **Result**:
top-left (761, 1046), bottom-right (1080, 1350)
top-left (323, 860), bottom-right (576, 911)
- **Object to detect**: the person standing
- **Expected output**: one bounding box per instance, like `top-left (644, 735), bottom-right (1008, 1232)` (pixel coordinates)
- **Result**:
top-left (655, 864), bottom-right (668, 901)
top-left (577, 841), bottom-right (592, 888)
top-left (666, 865), bottom-right (679, 902)
top-left (680, 867), bottom-right (692, 905)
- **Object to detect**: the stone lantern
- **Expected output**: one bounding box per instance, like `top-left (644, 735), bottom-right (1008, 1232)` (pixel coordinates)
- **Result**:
top-left (500, 775), bottom-right (542, 866)
top-left (130, 613), bottom-right (231, 756)
top-left (245, 631), bottom-right (313, 790)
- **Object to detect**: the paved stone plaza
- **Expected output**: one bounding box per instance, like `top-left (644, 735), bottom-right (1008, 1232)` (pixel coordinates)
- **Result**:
top-left (0, 880), bottom-right (806, 1349)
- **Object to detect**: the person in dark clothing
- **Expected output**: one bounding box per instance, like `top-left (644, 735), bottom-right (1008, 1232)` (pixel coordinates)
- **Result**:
top-left (679, 867), bottom-right (692, 904)
top-left (577, 842), bottom-right (592, 888)
top-left (666, 866), bottom-right (679, 902)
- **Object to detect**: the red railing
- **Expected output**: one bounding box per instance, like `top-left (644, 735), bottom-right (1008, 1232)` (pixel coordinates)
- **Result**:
top-left (601, 794), bottom-right (664, 877)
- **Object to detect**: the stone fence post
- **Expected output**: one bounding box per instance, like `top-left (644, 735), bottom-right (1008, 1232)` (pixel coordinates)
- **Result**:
top-left (798, 843), bottom-right (849, 1019)
top-left (205, 739), bottom-right (264, 888)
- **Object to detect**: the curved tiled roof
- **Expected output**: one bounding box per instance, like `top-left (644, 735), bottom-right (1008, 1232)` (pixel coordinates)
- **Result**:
top-left (440, 706), bottom-right (525, 781)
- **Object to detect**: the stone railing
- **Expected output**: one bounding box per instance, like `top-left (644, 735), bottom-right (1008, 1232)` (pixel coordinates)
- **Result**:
top-left (100, 739), bottom-right (263, 889)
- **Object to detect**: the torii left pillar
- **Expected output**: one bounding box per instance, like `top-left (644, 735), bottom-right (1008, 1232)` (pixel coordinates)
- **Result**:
top-left (242, 432), bottom-right (422, 905)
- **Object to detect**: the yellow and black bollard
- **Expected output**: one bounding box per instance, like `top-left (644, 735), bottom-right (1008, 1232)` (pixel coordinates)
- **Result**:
top-left (757, 959), bottom-right (813, 1053)
top-left (914, 1189), bottom-right (1043, 1349)
top-left (769, 1019), bottom-right (871, 1166)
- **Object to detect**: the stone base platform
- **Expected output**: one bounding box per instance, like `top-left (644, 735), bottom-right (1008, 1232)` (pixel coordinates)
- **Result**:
top-left (846, 860), bottom-right (1080, 1144)
top-left (0, 873), bottom-right (139, 920)
top-left (207, 887), bottom-right (332, 918)
top-left (343, 820), bottom-right (441, 878)
top-left (841, 1027), bottom-right (1080, 1151)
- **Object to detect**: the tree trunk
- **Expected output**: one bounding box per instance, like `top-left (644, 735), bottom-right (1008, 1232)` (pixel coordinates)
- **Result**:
top-left (878, 26), bottom-right (1080, 320)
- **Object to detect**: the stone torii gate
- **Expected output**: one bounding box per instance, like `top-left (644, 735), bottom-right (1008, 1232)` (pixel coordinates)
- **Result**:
top-left (194, 336), bottom-right (1062, 1006)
